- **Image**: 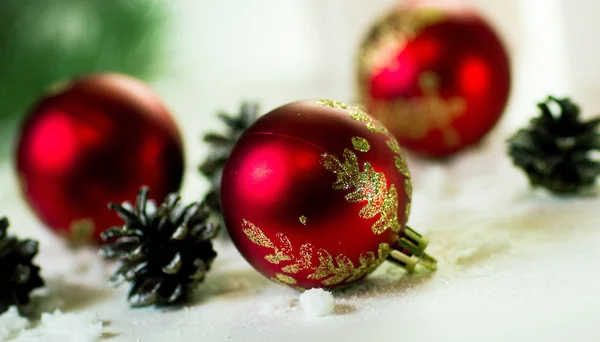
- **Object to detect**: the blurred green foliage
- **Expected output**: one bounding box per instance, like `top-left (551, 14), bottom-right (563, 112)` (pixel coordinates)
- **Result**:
top-left (0, 0), bottom-right (167, 158)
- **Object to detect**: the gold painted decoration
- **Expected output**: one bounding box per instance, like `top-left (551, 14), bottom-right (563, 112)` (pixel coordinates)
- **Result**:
top-left (315, 100), bottom-right (413, 231)
top-left (366, 122), bottom-right (388, 135)
top-left (314, 100), bottom-right (412, 182)
top-left (378, 72), bottom-right (467, 147)
top-left (315, 100), bottom-right (388, 135)
top-left (281, 244), bottom-right (313, 274)
top-left (273, 273), bottom-right (297, 285)
top-left (242, 219), bottom-right (292, 264)
top-left (299, 215), bottom-right (307, 225)
top-left (386, 136), bottom-right (402, 154)
top-left (404, 179), bottom-right (412, 200)
top-left (242, 219), bottom-right (311, 272)
top-left (321, 149), bottom-right (402, 235)
top-left (351, 137), bottom-right (371, 152)
top-left (384, 134), bottom-right (412, 205)
top-left (308, 243), bottom-right (390, 285)
top-left (242, 219), bottom-right (391, 287)
top-left (386, 138), bottom-right (411, 178)
top-left (393, 156), bottom-right (409, 178)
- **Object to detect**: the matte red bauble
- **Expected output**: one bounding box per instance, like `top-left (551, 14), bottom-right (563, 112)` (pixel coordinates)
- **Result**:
top-left (16, 74), bottom-right (185, 244)
top-left (357, 1), bottom-right (511, 157)
top-left (221, 100), bottom-right (436, 289)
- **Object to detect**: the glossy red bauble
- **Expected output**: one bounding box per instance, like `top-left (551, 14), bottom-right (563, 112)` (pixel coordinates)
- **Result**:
top-left (16, 74), bottom-right (185, 244)
top-left (221, 100), bottom-right (435, 289)
top-left (357, 1), bottom-right (511, 157)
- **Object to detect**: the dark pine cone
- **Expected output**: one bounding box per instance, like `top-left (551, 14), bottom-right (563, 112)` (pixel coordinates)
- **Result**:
top-left (100, 187), bottom-right (219, 307)
top-left (508, 96), bottom-right (600, 195)
top-left (0, 217), bottom-right (44, 315)
top-left (199, 103), bottom-right (259, 215)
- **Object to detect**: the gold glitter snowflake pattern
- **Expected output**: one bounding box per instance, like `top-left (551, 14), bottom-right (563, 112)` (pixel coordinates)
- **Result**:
top-left (386, 138), bottom-right (411, 179)
top-left (299, 215), bottom-right (307, 225)
top-left (351, 136), bottom-right (371, 152)
top-left (315, 100), bottom-right (388, 135)
top-left (308, 243), bottom-right (390, 286)
top-left (242, 220), bottom-right (391, 287)
top-left (314, 100), bottom-right (412, 225)
top-left (314, 100), bottom-right (411, 204)
top-left (385, 72), bottom-right (466, 147)
top-left (321, 149), bottom-right (402, 235)
top-left (273, 273), bottom-right (297, 285)
top-left (242, 220), bottom-right (312, 275)
top-left (241, 220), bottom-right (293, 264)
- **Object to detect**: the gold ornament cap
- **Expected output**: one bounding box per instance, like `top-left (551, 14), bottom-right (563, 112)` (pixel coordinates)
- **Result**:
top-left (388, 226), bottom-right (437, 272)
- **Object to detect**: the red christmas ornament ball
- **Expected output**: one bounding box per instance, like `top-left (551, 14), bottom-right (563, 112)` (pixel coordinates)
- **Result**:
top-left (221, 100), bottom-right (435, 289)
top-left (16, 74), bottom-right (185, 243)
top-left (357, 1), bottom-right (511, 157)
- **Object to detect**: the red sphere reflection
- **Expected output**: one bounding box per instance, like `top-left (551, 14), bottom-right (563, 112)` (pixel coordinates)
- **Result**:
top-left (16, 74), bottom-right (185, 244)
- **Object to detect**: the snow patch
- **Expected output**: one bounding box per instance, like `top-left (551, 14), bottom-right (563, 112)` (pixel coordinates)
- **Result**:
top-left (299, 289), bottom-right (335, 317)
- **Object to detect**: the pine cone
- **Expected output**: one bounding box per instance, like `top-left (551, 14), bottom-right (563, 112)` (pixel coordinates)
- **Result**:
top-left (508, 96), bottom-right (600, 195)
top-left (0, 217), bottom-right (44, 315)
top-left (199, 103), bottom-right (259, 214)
top-left (100, 187), bottom-right (219, 307)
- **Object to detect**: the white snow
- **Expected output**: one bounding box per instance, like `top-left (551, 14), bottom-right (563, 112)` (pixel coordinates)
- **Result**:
top-left (299, 289), bottom-right (335, 317)
top-left (0, 308), bottom-right (102, 342)
top-left (0, 307), bottom-right (29, 340)
top-left (13, 310), bottom-right (103, 342)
